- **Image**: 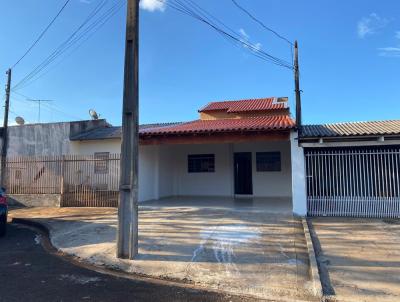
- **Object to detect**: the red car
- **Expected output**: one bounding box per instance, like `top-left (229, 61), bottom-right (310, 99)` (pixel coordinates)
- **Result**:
top-left (0, 188), bottom-right (7, 237)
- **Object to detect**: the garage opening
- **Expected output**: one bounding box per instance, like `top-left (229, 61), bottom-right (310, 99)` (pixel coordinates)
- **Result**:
top-left (305, 146), bottom-right (400, 218)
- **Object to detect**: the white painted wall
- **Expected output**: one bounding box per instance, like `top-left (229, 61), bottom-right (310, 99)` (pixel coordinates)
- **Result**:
top-left (290, 131), bottom-right (307, 216)
top-left (157, 145), bottom-right (177, 199)
top-left (138, 145), bottom-right (159, 202)
top-left (157, 141), bottom-right (292, 198)
top-left (233, 141), bottom-right (292, 198)
top-left (71, 139), bottom-right (294, 202)
top-left (172, 144), bottom-right (233, 197)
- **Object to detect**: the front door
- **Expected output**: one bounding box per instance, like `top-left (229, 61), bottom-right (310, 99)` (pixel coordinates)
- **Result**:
top-left (234, 152), bottom-right (253, 195)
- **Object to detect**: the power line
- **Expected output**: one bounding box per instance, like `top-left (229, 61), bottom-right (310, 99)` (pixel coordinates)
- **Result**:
top-left (230, 0), bottom-right (293, 46)
top-left (12, 0), bottom-right (125, 91)
top-left (41, 101), bottom-right (85, 121)
top-left (12, 0), bottom-right (108, 90)
top-left (159, 0), bottom-right (293, 69)
top-left (11, 0), bottom-right (71, 69)
top-left (14, 1), bottom-right (125, 90)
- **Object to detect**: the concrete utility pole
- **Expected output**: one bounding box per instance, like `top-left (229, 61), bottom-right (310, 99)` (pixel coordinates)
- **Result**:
top-left (294, 41), bottom-right (302, 134)
top-left (1, 69), bottom-right (11, 188)
top-left (117, 0), bottom-right (139, 259)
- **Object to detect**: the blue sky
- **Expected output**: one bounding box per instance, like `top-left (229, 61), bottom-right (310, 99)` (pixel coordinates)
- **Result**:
top-left (0, 0), bottom-right (399, 126)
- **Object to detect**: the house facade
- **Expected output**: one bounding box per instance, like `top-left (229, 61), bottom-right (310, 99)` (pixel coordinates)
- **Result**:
top-left (2, 97), bottom-right (399, 217)
top-left (70, 97), bottom-right (307, 214)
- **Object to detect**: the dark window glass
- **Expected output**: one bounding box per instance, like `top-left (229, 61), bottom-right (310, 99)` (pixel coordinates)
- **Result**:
top-left (256, 152), bottom-right (281, 172)
top-left (94, 152), bottom-right (110, 174)
top-left (188, 154), bottom-right (215, 173)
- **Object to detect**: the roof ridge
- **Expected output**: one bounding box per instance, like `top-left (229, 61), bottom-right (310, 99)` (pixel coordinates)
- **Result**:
top-left (210, 97), bottom-right (275, 103)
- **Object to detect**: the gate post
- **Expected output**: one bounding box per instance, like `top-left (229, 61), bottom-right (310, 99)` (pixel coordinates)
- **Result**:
top-left (291, 131), bottom-right (308, 216)
top-left (60, 155), bottom-right (65, 207)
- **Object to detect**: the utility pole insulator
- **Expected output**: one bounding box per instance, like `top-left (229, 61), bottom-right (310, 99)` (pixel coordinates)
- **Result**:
top-left (117, 0), bottom-right (139, 260)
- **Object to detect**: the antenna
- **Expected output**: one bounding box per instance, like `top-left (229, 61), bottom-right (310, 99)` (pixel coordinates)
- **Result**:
top-left (89, 109), bottom-right (99, 120)
top-left (15, 116), bottom-right (25, 125)
top-left (27, 99), bottom-right (55, 123)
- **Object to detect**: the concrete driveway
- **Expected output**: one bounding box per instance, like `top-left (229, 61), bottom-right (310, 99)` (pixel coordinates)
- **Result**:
top-left (10, 199), bottom-right (315, 301)
top-left (0, 224), bottom-right (262, 302)
top-left (310, 217), bottom-right (400, 302)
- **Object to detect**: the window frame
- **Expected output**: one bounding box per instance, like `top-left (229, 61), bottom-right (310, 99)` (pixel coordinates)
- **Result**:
top-left (187, 154), bottom-right (215, 173)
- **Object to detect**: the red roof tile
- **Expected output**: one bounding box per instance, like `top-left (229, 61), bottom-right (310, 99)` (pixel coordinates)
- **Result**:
top-left (199, 97), bottom-right (286, 113)
top-left (140, 115), bottom-right (295, 136)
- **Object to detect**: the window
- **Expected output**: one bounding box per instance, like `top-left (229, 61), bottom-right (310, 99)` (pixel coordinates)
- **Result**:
top-left (188, 154), bottom-right (215, 173)
top-left (94, 152), bottom-right (110, 174)
top-left (256, 152), bottom-right (281, 172)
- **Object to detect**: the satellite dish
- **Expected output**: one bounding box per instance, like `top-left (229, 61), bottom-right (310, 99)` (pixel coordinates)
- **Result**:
top-left (89, 109), bottom-right (99, 120)
top-left (15, 116), bottom-right (25, 125)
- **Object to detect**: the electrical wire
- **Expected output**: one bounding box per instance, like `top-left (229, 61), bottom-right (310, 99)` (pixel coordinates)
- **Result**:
top-left (15, 1), bottom-right (125, 90)
top-left (158, 0), bottom-right (293, 70)
top-left (11, 0), bottom-right (71, 69)
top-left (12, 0), bottom-right (109, 90)
top-left (231, 0), bottom-right (293, 46)
top-left (12, 0), bottom-right (125, 91)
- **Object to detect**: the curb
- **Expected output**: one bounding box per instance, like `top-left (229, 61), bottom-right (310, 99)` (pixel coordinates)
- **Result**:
top-left (11, 217), bottom-right (312, 302)
top-left (301, 217), bottom-right (323, 299)
top-left (12, 217), bottom-right (50, 236)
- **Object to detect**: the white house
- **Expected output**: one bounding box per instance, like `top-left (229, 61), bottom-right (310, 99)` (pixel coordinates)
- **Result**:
top-left (70, 97), bottom-right (307, 214)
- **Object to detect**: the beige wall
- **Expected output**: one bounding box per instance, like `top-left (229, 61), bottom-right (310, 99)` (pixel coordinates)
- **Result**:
top-left (70, 139), bottom-right (121, 155)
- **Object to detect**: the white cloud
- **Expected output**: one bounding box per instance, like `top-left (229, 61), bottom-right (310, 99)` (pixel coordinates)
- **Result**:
top-left (357, 13), bottom-right (389, 38)
top-left (378, 31), bottom-right (400, 58)
top-left (140, 0), bottom-right (166, 12)
top-left (238, 28), bottom-right (262, 51)
top-left (239, 28), bottom-right (249, 40)
top-left (378, 48), bottom-right (400, 57)
top-left (378, 46), bottom-right (400, 57)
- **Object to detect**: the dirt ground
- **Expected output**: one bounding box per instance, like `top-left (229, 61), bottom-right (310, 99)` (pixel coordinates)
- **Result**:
top-left (10, 205), bottom-right (315, 301)
top-left (311, 217), bottom-right (400, 302)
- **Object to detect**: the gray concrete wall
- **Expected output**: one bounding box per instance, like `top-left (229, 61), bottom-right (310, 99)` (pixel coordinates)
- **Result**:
top-left (8, 194), bottom-right (61, 207)
top-left (1, 120), bottom-right (109, 157)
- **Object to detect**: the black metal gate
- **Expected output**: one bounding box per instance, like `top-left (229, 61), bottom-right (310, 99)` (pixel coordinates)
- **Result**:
top-left (305, 146), bottom-right (400, 218)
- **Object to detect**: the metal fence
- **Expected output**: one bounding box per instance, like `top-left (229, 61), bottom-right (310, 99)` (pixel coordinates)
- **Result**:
top-left (305, 147), bottom-right (400, 218)
top-left (4, 154), bottom-right (120, 207)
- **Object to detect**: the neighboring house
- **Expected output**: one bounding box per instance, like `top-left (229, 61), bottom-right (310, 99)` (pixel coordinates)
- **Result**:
top-left (0, 119), bottom-right (109, 156)
top-left (299, 121), bottom-right (400, 218)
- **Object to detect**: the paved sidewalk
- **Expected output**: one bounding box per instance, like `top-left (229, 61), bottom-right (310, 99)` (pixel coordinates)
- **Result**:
top-left (311, 217), bottom-right (400, 302)
top-left (10, 206), bottom-right (315, 301)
